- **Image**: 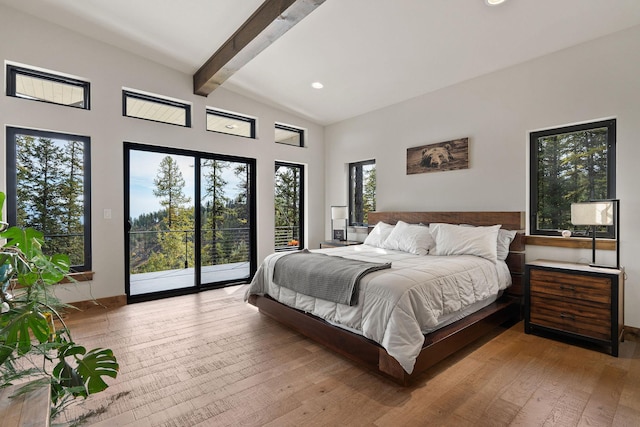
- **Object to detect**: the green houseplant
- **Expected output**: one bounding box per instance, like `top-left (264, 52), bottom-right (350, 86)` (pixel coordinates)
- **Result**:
top-left (0, 191), bottom-right (119, 420)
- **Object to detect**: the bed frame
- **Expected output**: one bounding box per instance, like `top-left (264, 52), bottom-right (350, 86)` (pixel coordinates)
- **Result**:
top-left (247, 211), bottom-right (525, 385)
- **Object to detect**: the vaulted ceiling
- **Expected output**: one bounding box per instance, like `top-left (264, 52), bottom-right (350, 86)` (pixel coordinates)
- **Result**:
top-left (3, 0), bottom-right (640, 125)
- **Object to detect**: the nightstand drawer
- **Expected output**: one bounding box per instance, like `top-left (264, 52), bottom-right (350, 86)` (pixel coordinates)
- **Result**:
top-left (529, 269), bottom-right (611, 304)
top-left (529, 294), bottom-right (611, 340)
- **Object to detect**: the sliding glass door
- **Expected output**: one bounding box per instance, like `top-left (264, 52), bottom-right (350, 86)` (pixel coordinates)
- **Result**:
top-left (125, 143), bottom-right (256, 301)
top-left (199, 159), bottom-right (253, 285)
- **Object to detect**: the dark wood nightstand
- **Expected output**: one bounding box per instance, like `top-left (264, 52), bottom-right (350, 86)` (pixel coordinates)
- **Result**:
top-left (319, 240), bottom-right (363, 249)
top-left (524, 259), bottom-right (624, 356)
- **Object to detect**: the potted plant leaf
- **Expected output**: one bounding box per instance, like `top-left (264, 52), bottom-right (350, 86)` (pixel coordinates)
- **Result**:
top-left (0, 191), bottom-right (119, 421)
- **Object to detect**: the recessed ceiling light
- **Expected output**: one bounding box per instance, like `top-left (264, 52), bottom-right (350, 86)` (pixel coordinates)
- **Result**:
top-left (485, 0), bottom-right (506, 5)
top-left (311, 82), bottom-right (324, 89)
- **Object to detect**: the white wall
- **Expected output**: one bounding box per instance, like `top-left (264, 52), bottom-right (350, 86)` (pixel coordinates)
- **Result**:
top-left (0, 6), bottom-right (325, 302)
top-left (325, 25), bottom-right (640, 328)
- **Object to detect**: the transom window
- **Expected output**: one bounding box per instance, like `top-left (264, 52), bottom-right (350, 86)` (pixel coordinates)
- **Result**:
top-left (206, 109), bottom-right (256, 138)
top-left (123, 90), bottom-right (191, 127)
top-left (6, 64), bottom-right (90, 109)
top-left (529, 119), bottom-right (616, 237)
top-left (349, 160), bottom-right (376, 226)
top-left (6, 127), bottom-right (92, 271)
top-left (275, 123), bottom-right (304, 147)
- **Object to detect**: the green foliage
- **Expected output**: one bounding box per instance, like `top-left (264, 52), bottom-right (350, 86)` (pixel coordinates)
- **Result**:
top-left (53, 343), bottom-right (118, 397)
top-left (0, 191), bottom-right (118, 419)
top-left (1, 226), bottom-right (69, 287)
top-left (14, 133), bottom-right (87, 266)
top-left (349, 161), bottom-right (376, 226)
top-left (274, 163), bottom-right (302, 248)
top-left (153, 156), bottom-right (191, 228)
top-left (0, 303), bottom-right (50, 360)
top-left (535, 128), bottom-right (609, 232)
top-left (130, 158), bottom-right (252, 273)
top-left (274, 164), bottom-right (301, 228)
top-left (362, 165), bottom-right (376, 224)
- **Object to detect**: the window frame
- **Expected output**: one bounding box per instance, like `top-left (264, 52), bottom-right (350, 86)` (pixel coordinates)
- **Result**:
top-left (274, 123), bottom-right (305, 147)
top-left (274, 161), bottom-right (305, 251)
top-left (5, 127), bottom-right (92, 272)
top-left (349, 159), bottom-right (376, 227)
top-left (122, 89), bottom-right (191, 127)
top-left (6, 64), bottom-right (90, 110)
top-left (529, 119), bottom-right (616, 237)
top-left (206, 108), bottom-right (256, 138)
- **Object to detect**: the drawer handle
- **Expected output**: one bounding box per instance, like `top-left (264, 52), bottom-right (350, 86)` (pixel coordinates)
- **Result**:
top-left (560, 313), bottom-right (575, 321)
top-left (560, 285), bottom-right (576, 291)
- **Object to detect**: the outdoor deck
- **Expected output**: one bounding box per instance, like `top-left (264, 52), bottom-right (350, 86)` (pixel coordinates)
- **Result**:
top-left (129, 261), bottom-right (250, 295)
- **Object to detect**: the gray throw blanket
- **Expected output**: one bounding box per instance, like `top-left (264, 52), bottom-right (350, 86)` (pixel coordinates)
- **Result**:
top-left (273, 249), bottom-right (392, 306)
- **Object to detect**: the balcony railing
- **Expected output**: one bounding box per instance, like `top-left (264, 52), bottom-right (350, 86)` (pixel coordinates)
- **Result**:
top-left (129, 227), bottom-right (250, 274)
top-left (275, 225), bottom-right (300, 251)
top-left (77, 224), bottom-right (302, 275)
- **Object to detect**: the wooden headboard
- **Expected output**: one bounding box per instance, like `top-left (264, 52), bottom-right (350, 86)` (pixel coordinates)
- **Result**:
top-left (367, 211), bottom-right (526, 297)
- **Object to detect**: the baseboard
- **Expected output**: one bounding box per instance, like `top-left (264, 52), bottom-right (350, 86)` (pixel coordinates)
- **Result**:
top-left (624, 325), bottom-right (640, 343)
top-left (68, 295), bottom-right (127, 311)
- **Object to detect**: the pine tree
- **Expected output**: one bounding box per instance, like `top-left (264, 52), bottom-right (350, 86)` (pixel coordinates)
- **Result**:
top-left (363, 166), bottom-right (376, 224)
top-left (233, 163), bottom-right (249, 226)
top-left (60, 139), bottom-right (85, 265)
top-left (224, 163), bottom-right (250, 263)
top-left (536, 127), bottom-right (610, 232)
top-left (15, 135), bottom-right (75, 257)
top-left (274, 164), bottom-right (300, 246)
top-left (151, 156), bottom-right (193, 270)
top-left (153, 156), bottom-right (191, 228)
top-left (201, 160), bottom-right (229, 265)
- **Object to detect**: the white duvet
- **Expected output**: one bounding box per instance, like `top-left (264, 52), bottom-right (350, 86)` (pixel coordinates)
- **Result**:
top-left (246, 244), bottom-right (511, 374)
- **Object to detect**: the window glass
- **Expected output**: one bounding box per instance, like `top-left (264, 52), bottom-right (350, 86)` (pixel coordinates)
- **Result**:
top-left (349, 160), bottom-right (376, 226)
top-left (6, 64), bottom-right (90, 109)
top-left (206, 109), bottom-right (255, 138)
top-left (274, 162), bottom-right (304, 251)
top-left (6, 127), bottom-right (92, 270)
top-left (123, 90), bottom-right (191, 127)
top-left (275, 123), bottom-right (304, 147)
top-left (530, 119), bottom-right (616, 237)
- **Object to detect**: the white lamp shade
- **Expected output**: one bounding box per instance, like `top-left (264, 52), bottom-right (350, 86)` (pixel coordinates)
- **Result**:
top-left (570, 201), bottom-right (614, 226)
top-left (331, 206), bottom-right (349, 220)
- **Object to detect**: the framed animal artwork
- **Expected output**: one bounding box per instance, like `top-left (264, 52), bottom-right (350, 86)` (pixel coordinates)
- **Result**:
top-left (406, 137), bottom-right (469, 175)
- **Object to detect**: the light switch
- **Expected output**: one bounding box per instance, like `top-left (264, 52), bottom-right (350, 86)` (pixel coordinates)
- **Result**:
top-left (103, 209), bottom-right (112, 219)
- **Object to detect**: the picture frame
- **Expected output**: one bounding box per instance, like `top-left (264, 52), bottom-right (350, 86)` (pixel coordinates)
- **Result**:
top-left (333, 229), bottom-right (345, 241)
top-left (406, 137), bottom-right (469, 175)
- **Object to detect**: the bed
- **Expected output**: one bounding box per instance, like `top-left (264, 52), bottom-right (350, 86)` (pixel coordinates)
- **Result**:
top-left (246, 211), bottom-right (525, 385)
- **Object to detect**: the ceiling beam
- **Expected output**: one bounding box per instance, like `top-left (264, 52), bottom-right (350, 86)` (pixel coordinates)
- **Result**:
top-left (193, 0), bottom-right (326, 97)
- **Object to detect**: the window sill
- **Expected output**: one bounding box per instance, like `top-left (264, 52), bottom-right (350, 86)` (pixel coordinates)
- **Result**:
top-left (60, 271), bottom-right (94, 283)
top-left (525, 235), bottom-right (616, 250)
top-left (9, 271), bottom-right (93, 290)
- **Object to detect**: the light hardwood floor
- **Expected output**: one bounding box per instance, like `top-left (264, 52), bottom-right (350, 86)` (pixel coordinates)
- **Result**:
top-left (59, 285), bottom-right (640, 426)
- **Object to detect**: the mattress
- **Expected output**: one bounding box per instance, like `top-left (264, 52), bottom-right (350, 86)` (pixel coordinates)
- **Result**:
top-left (246, 244), bottom-right (512, 374)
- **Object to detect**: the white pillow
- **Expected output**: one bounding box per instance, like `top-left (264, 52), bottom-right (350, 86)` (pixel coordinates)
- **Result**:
top-left (363, 221), bottom-right (395, 248)
top-left (381, 220), bottom-right (434, 255)
top-left (497, 229), bottom-right (517, 261)
top-left (459, 224), bottom-right (517, 262)
top-left (429, 223), bottom-right (501, 262)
